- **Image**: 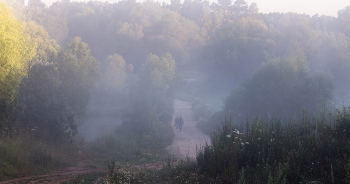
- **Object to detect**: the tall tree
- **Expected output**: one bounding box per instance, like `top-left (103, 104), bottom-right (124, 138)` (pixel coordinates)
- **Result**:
top-left (224, 54), bottom-right (334, 118)
top-left (0, 2), bottom-right (36, 124)
top-left (101, 54), bottom-right (129, 92)
top-left (337, 6), bottom-right (350, 37)
top-left (141, 53), bottom-right (177, 90)
top-left (217, 0), bottom-right (232, 13)
top-left (23, 21), bottom-right (60, 67)
top-left (57, 37), bottom-right (100, 120)
top-left (170, 0), bottom-right (181, 12)
top-left (15, 64), bottom-right (77, 142)
top-left (232, 0), bottom-right (248, 17)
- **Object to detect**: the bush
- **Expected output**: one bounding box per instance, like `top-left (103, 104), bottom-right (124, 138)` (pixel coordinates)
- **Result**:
top-left (224, 54), bottom-right (334, 119)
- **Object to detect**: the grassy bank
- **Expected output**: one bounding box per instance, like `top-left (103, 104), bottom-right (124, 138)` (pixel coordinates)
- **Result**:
top-left (0, 135), bottom-right (87, 180)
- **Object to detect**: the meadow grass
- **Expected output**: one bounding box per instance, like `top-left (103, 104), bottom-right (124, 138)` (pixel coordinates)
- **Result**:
top-left (0, 134), bottom-right (85, 180)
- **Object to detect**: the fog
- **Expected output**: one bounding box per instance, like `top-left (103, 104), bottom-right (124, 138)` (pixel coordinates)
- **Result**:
top-left (1, 0), bottom-right (350, 142)
top-left (4, 0), bottom-right (350, 182)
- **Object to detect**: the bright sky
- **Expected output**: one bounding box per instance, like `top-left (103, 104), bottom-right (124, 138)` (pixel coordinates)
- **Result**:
top-left (246, 0), bottom-right (349, 17)
top-left (42, 0), bottom-right (350, 17)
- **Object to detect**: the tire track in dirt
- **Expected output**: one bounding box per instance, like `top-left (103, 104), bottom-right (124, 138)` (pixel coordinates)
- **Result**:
top-left (166, 99), bottom-right (211, 160)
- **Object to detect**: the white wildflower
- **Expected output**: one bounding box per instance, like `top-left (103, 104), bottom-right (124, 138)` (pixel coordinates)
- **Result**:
top-left (233, 129), bottom-right (240, 134)
top-left (226, 135), bottom-right (231, 138)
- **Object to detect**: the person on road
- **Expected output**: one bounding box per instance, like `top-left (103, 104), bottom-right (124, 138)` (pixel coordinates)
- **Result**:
top-left (174, 116), bottom-right (180, 129)
top-left (178, 116), bottom-right (184, 131)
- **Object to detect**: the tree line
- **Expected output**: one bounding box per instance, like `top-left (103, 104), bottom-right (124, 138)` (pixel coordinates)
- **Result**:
top-left (1, 0), bottom-right (350, 141)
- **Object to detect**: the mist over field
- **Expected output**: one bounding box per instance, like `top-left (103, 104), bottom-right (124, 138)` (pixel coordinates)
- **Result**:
top-left (1, 0), bottom-right (350, 182)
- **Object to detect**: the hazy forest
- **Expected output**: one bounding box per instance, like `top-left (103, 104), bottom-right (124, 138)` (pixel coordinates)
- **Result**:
top-left (1, 0), bottom-right (350, 183)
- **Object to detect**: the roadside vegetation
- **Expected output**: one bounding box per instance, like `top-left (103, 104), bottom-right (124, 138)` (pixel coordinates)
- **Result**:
top-left (103, 108), bottom-right (350, 184)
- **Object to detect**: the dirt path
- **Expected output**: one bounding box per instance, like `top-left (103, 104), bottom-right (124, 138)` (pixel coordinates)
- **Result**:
top-left (0, 164), bottom-right (105, 184)
top-left (166, 99), bottom-right (210, 160)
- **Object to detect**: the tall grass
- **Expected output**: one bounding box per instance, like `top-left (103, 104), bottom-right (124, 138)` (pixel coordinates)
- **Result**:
top-left (196, 108), bottom-right (350, 183)
top-left (0, 133), bottom-right (88, 180)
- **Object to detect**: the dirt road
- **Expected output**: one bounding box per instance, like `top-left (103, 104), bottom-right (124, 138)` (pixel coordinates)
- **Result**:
top-left (166, 99), bottom-right (210, 160)
top-left (0, 165), bottom-right (105, 184)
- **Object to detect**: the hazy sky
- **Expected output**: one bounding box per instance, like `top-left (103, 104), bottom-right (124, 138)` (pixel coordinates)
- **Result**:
top-left (42, 0), bottom-right (349, 17)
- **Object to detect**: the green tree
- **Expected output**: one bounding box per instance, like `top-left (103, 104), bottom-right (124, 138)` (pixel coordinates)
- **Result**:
top-left (1, 0), bottom-right (26, 21)
top-left (232, 0), bottom-right (248, 17)
top-left (26, 0), bottom-right (69, 45)
top-left (224, 54), bottom-right (334, 118)
top-left (57, 37), bottom-right (100, 120)
top-left (125, 53), bottom-right (178, 142)
top-left (201, 16), bottom-right (270, 88)
top-left (102, 54), bottom-right (129, 92)
top-left (9, 21), bottom-right (77, 142)
top-left (248, 2), bottom-right (258, 14)
top-left (23, 21), bottom-right (61, 67)
top-left (141, 53), bottom-right (176, 89)
top-left (337, 6), bottom-right (350, 37)
top-left (0, 2), bottom-right (36, 123)
top-left (170, 0), bottom-right (181, 12)
top-left (218, 0), bottom-right (232, 13)
top-left (14, 64), bottom-right (77, 142)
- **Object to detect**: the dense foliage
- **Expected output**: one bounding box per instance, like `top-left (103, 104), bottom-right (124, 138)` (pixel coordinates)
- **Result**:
top-left (56, 37), bottom-right (100, 119)
top-left (0, 3), bottom-right (36, 124)
top-left (0, 12), bottom-right (100, 143)
top-left (224, 54), bottom-right (334, 118)
top-left (119, 53), bottom-right (178, 148)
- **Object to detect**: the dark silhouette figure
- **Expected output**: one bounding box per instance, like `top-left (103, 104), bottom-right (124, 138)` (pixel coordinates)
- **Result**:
top-left (178, 116), bottom-right (184, 131)
top-left (175, 116), bottom-right (180, 129)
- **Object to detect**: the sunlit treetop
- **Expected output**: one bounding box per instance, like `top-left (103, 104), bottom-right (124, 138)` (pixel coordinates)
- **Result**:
top-left (142, 53), bottom-right (176, 89)
top-left (23, 21), bottom-right (61, 67)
